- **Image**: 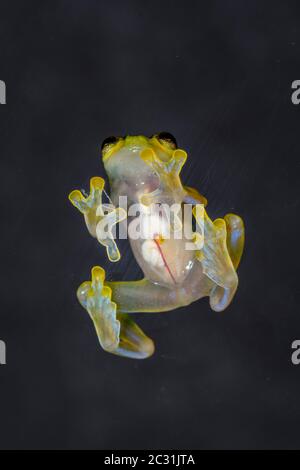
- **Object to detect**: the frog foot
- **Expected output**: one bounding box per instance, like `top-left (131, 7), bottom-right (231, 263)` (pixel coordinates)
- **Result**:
top-left (193, 206), bottom-right (239, 311)
top-left (77, 266), bottom-right (154, 359)
top-left (69, 177), bottom-right (126, 262)
top-left (138, 147), bottom-right (187, 234)
top-left (140, 147), bottom-right (187, 177)
top-left (139, 147), bottom-right (187, 204)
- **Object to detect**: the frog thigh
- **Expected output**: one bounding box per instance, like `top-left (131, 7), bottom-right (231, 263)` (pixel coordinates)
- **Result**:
top-left (106, 278), bottom-right (182, 313)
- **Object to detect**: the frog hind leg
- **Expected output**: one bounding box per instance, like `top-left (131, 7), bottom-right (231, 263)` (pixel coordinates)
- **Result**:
top-left (208, 213), bottom-right (245, 312)
top-left (116, 314), bottom-right (155, 359)
top-left (193, 207), bottom-right (239, 312)
top-left (77, 266), bottom-right (154, 359)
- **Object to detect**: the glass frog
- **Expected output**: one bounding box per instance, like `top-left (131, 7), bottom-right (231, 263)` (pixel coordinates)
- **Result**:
top-left (69, 133), bottom-right (245, 359)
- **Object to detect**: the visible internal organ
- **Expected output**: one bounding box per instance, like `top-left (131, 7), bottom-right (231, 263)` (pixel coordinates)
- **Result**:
top-left (130, 211), bottom-right (195, 287)
top-left (142, 240), bottom-right (165, 268)
top-left (140, 212), bottom-right (177, 283)
top-left (140, 212), bottom-right (170, 239)
top-left (141, 238), bottom-right (177, 284)
top-left (153, 238), bottom-right (177, 284)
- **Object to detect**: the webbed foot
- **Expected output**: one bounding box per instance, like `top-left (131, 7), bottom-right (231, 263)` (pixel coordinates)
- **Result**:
top-left (77, 266), bottom-right (154, 359)
top-left (193, 207), bottom-right (243, 312)
top-left (69, 177), bottom-right (126, 262)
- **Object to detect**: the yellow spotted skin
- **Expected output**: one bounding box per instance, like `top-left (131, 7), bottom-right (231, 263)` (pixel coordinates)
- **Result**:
top-left (69, 134), bottom-right (245, 359)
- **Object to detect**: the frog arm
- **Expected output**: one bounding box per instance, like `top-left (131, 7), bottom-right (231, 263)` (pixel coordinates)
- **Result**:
top-left (139, 149), bottom-right (207, 206)
top-left (139, 147), bottom-right (187, 205)
top-left (69, 177), bottom-right (127, 262)
top-left (193, 207), bottom-right (245, 311)
top-left (183, 185), bottom-right (208, 207)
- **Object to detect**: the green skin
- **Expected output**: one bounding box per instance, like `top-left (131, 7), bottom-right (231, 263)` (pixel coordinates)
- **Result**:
top-left (69, 135), bottom-right (245, 359)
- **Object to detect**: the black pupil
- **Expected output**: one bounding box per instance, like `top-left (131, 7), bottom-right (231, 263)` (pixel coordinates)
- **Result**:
top-left (101, 136), bottom-right (117, 150)
top-left (158, 132), bottom-right (177, 148)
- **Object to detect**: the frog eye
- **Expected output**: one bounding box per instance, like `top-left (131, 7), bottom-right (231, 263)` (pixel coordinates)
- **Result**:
top-left (101, 136), bottom-right (119, 151)
top-left (157, 132), bottom-right (177, 149)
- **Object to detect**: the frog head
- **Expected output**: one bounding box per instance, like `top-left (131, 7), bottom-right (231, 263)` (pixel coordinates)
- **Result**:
top-left (101, 133), bottom-right (186, 199)
top-left (101, 132), bottom-right (183, 179)
top-left (101, 132), bottom-right (178, 165)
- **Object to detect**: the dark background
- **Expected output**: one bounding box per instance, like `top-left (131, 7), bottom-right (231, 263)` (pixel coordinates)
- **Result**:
top-left (0, 0), bottom-right (299, 450)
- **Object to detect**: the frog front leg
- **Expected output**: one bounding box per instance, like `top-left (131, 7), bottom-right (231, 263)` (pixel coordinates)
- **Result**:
top-left (69, 177), bottom-right (126, 262)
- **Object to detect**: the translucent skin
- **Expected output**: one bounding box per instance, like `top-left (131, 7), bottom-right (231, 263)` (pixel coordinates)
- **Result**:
top-left (69, 135), bottom-right (245, 359)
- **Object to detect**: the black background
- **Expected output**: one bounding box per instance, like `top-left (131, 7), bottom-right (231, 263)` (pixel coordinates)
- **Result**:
top-left (0, 0), bottom-right (300, 450)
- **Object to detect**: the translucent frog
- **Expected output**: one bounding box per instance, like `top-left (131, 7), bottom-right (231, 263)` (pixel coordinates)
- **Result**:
top-left (69, 133), bottom-right (245, 359)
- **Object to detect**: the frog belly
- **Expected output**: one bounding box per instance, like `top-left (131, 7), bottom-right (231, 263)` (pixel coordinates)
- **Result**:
top-left (129, 230), bottom-right (196, 287)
